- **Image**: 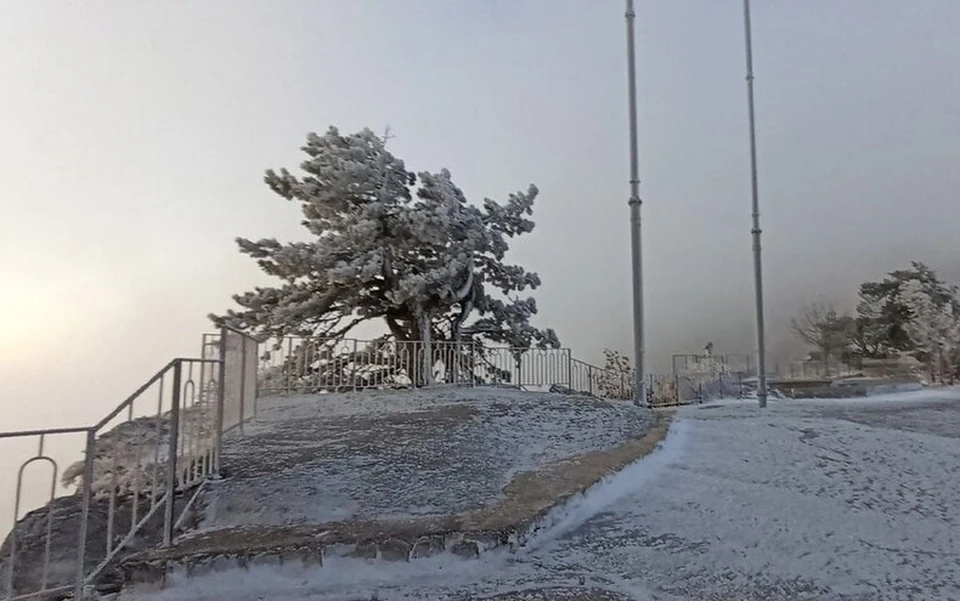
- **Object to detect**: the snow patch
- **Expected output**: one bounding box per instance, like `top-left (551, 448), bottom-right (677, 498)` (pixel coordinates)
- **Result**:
top-left (523, 420), bottom-right (690, 549)
top-left (130, 551), bottom-right (503, 601)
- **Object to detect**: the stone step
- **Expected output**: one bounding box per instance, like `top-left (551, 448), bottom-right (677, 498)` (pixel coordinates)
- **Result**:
top-left (116, 526), bottom-right (520, 594)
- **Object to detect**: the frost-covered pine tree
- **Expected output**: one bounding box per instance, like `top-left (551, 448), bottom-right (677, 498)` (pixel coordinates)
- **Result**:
top-left (899, 278), bottom-right (960, 376)
top-left (211, 127), bottom-right (559, 359)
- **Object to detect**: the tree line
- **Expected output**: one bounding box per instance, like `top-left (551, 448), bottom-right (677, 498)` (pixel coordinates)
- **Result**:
top-left (792, 262), bottom-right (960, 381)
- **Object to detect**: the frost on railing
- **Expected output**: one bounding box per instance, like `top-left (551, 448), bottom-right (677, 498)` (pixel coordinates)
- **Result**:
top-left (0, 325), bottom-right (260, 601)
top-left (0, 428), bottom-right (88, 601)
top-left (258, 337), bottom-right (428, 395)
top-left (255, 336), bottom-right (579, 395)
top-left (59, 404), bottom-right (217, 500)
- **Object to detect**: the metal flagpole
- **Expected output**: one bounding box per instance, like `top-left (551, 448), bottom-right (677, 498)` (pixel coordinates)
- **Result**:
top-left (625, 0), bottom-right (645, 407)
top-left (742, 0), bottom-right (768, 408)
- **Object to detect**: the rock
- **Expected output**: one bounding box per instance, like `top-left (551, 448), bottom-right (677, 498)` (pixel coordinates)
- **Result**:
top-left (297, 547), bottom-right (323, 568)
top-left (247, 553), bottom-right (281, 568)
top-left (450, 540), bottom-right (480, 560)
top-left (350, 542), bottom-right (378, 560)
top-left (185, 557), bottom-right (213, 578)
top-left (464, 531), bottom-right (508, 552)
top-left (208, 554), bottom-right (237, 573)
top-left (378, 538), bottom-right (411, 562)
top-left (411, 535), bottom-right (445, 559)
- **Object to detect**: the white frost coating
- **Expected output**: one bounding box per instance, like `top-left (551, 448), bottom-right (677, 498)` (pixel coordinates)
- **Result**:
top-left (201, 387), bottom-right (654, 529)
top-left (127, 552), bottom-right (501, 601)
top-left (900, 278), bottom-right (960, 359)
top-left (124, 388), bottom-right (960, 600)
top-left (522, 419), bottom-right (691, 549)
top-left (217, 127), bottom-right (559, 351)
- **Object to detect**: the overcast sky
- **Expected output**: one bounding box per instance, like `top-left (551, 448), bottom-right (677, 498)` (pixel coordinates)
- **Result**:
top-left (2, 0), bottom-right (960, 432)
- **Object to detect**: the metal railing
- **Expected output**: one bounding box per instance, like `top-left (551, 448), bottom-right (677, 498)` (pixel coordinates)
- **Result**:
top-left (256, 336), bottom-right (576, 395)
top-left (1, 326), bottom-right (750, 599)
top-left (779, 359), bottom-right (861, 381)
top-left (0, 327), bottom-right (258, 600)
top-left (254, 336), bottom-right (748, 408)
top-left (672, 353), bottom-right (753, 377)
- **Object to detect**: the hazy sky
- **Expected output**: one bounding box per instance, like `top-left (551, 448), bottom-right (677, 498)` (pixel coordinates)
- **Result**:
top-left (2, 0), bottom-right (960, 431)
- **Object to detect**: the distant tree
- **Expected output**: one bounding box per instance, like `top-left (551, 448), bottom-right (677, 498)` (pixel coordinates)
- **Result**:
top-left (899, 279), bottom-right (960, 378)
top-left (210, 127), bottom-right (559, 360)
top-left (596, 349), bottom-right (634, 400)
top-left (855, 262), bottom-right (960, 358)
top-left (791, 300), bottom-right (855, 375)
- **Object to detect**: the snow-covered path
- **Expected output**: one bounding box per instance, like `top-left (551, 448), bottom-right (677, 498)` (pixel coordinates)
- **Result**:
top-left (132, 390), bottom-right (960, 601)
top-left (517, 391), bottom-right (960, 601)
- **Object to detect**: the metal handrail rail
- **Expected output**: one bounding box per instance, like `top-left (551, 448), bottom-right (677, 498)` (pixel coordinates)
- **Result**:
top-left (218, 325), bottom-right (264, 343)
top-left (0, 426), bottom-right (91, 440)
top-left (92, 357), bottom-right (220, 431)
top-left (0, 344), bottom-right (251, 600)
top-left (92, 360), bottom-right (176, 431)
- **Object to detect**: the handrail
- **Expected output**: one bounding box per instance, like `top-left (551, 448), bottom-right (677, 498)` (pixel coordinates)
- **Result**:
top-left (570, 357), bottom-right (605, 372)
top-left (217, 325), bottom-right (264, 343)
top-left (92, 360), bottom-right (176, 431)
top-left (0, 329), bottom-right (266, 601)
top-left (92, 357), bottom-right (222, 431)
top-left (0, 426), bottom-right (91, 440)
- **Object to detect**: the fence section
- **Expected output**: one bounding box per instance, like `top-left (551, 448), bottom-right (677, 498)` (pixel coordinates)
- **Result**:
top-left (0, 328), bottom-right (259, 601)
top-left (0, 327), bottom-right (750, 599)
top-left (0, 427), bottom-right (89, 601)
top-left (257, 337), bottom-right (471, 395)
top-left (253, 336), bottom-right (752, 407)
top-left (255, 336), bottom-right (576, 395)
top-left (472, 346), bottom-right (571, 389)
top-left (779, 359), bottom-right (861, 380)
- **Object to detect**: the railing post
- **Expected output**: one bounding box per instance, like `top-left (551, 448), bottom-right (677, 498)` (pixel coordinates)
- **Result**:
top-left (253, 336), bottom-right (260, 418)
top-left (285, 337), bottom-right (293, 397)
top-left (566, 349), bottom-right (573, 389)
top-left (588, 364), bottom-right (594, 396)
top-left (353, 339), bottom-right (359, 391)
top-left (238, 336), bottom-right (247, 434)
top-left (215, 330), bottom-right (227, 477)
top-left (164, 360), bottom-right (182, 547)
top-left (74, 429), bottom-right (96, 599)
top-left (469, 341), bottom-right (477, 387)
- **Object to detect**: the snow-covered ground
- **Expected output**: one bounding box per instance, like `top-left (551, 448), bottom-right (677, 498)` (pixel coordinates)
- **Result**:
top-left (200, 386), bottom-right (654, 527)
top-left (125, 389), bottom-right (960, 601)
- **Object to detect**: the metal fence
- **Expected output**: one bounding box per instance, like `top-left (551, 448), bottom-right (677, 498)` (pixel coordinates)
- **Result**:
top-left (0, 327), bottom-right (258, 601)
top-left (671, 353), bottom-right (753, 378)
top-left (0, 327), bottom-right (750, 599)
top-left (255, 336), bottom-right (577, 396)
top-left (254, 337), bottom-right (747, 408)
top-left (778, 359), bottom-right (861, 381)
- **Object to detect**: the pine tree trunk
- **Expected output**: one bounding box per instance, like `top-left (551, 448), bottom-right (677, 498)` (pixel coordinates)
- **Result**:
top-left (417, 308), bottom-right (433, 387)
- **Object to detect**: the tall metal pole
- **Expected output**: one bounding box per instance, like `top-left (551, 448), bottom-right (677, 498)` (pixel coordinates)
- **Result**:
top-left (742, 0), bottom-right (768, 408)
top-left (625, 0), bottom-right (645, 406)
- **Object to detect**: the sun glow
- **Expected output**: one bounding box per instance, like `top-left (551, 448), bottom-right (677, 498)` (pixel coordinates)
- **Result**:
top-left (0, 289), bottom-right (74, 365)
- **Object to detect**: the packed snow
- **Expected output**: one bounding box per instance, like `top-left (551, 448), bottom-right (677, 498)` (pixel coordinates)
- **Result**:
top-left (124, 389), bottom-right (960, 601)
